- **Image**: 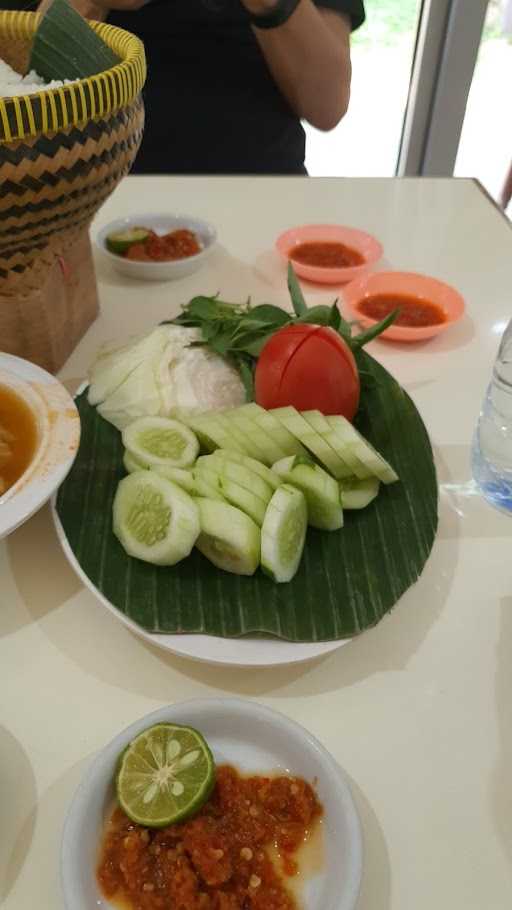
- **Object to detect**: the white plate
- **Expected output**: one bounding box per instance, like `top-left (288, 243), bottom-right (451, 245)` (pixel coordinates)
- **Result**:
top-left (95, 213), bottom-right (217, 282)
top-left (61, 698), bottom-right (362, 910)
top-left (52, 380), bottom-right (350, 669)
top-left (52, 505), bottom-right (349, 668)
top-left (0, 354), bottom-right (80, 540)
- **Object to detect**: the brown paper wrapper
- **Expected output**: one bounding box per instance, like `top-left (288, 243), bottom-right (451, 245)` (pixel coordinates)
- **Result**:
top-left (0, 227), bottom-right (99, 373)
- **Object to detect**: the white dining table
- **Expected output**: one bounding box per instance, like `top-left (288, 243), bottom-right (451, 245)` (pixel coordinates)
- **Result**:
top-left (1, 175), bottom-right (512, 910)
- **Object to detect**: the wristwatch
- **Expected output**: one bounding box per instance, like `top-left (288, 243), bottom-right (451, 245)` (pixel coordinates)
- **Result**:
top-left (248, 0), bottom-right (302, 30)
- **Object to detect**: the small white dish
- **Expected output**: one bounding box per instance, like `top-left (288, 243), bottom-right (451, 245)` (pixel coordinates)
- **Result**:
top-left (0, 354), bottom-right (80, 540)
top-left (95, 213), bottom-right (217, 282)
top-left (61, 698), bottom-right (362, 910)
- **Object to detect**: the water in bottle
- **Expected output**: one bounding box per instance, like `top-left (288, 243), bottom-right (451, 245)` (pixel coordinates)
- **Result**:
top-left (472, 318), bottom-right (512, 513)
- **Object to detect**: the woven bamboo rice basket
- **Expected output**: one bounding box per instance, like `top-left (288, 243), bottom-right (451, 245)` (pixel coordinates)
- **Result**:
top-left (0, 10), bottom-right (146, 372)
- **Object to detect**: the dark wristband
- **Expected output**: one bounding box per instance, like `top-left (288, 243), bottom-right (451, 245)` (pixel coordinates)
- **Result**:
top-left (248, 0), bottom-right (302, 30)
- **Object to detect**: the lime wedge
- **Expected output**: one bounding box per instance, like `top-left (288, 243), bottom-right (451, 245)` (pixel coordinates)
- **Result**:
top-left (116, 723), bottom-right (215, 827)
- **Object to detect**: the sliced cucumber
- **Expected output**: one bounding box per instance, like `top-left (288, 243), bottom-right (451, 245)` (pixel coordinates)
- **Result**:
top-left (302, 410), bottom-right (368, 480)
top-left (195, 498), bottom-right (260, 576)
top-left (300, 409), bottom-right (363, 479)
top-left (123, 450), bottom-right (148, 473)
top-left (221, 411), bottom-right (287, 466)
top-left (235, 403), bottom-right (307, 457)
top-left (193, 473), bottom-right (225, 501)
top-left (113, 472), bottom-right (200, 566)
top-left (220, 479), bottom-right (267, 527)
top-left (181, 414), bottom-right (233, 452)
top-left (235, 403), bottom-right (264, 417)
top-left (261, 484), bottom-right (308, 583)
top-left (300, 410), bottom-right (331, 433)
top-left (339, 476), bottom-right (380, 509)
top-left (273, 455), bottom-right (299, 476)
top-left (348, 439), bottom-right (398, 485)
top-left (212, 412), bottom-right (259, 456)
top-left (122, 416), bottom-right (199, 469)
top-left (326, 416), bottom-right (398, 484)
top-left (151, 464), bottom-right (195, 494)
top-left (196, 464), bottom-right (267, 526)
top-left (324, 415), bottom-right (374, 480)
top-left (209, 449), bottom-right (280, 491)
top-left (196, 455), bottom-right (273, 505)
top-left (106, 227), bottom-right (150, 255)
top-left (270, 407), bottom-right (350, 480)
top-left (273, 456), bottom-right (343, 531)
top-left (194, 414), bottom-right (250, 456)
top-left (213, 412), bottom-right (273, 465)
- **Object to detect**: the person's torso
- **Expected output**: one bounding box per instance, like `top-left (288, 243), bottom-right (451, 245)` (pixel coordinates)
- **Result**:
top-left (109, 0), bottom-right (306, 174)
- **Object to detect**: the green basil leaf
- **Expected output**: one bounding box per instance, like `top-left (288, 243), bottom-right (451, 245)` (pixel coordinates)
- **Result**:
top-left (287, 262), bottom-right (307, 316)
top-left (168, 313), bottom-right (201, 327)
top-left (232, 355), bottom-right (255, 401)
top-left (329, 303), bottom-right (342, 331)
top-left (351, 310), bottom-right (399, 350)
top-left (337, 313), bottom-right (353, 342)
top-left (232, 318), bottom-right (280, 336)
top-left (295, 305), bottom-right (333, 326)
top-left (200, 321), bottom-right (222, 343)
top-left (183, 296), bottom-right (221, 320)
top-left (239, 331), bottom-right (277, 357)
top-left (247, 304), bottom-right (291, 327)
top-left (207, 329), bottom-right (238, 356)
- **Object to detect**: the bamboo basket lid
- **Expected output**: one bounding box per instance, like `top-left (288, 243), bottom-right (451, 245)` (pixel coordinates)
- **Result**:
top-left (0, 10), bottom-right (146, 143)
top-left (0, 10), bottom-right (146, 277)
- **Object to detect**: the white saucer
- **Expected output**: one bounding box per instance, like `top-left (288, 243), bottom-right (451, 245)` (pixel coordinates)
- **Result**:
top-left (61, 698), bottom-right (362, 910)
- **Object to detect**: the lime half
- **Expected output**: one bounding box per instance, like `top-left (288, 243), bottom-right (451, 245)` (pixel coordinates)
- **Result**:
top-left (116, 723), bottom-right (215, 827)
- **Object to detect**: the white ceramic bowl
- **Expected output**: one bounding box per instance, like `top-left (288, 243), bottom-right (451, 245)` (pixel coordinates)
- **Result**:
top-left (61, 698), bottom-right (362, 910)
top-left (0, 353), bottom-right (80, 540)
top-left (95, 213), bottom-right (217, 281)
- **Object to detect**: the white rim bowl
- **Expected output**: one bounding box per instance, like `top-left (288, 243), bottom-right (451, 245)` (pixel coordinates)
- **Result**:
top-left (61, 698), bottom-right (363, 910)
top-left (95, 213), bottom-right (217, 281)
top-left (0, 354), bottom-right (80, 539)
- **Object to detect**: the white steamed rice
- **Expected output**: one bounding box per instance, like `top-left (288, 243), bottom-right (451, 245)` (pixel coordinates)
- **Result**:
top-left (0, 56), bottom-right (74, 97)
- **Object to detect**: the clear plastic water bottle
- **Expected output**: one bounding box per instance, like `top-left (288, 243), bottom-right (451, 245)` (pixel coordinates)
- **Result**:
top-left (472, 318), bottom-right (512, 513)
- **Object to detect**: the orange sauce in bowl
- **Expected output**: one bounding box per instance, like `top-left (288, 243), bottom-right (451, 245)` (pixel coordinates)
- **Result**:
top-left (290, 241), bottom-right (365, 269)
top-left (125, 229), bottom-right (201, 262)
top-left (97, 765), bottom-right (323, 910)
top-left (358, 293), bottom-right (446, 328)
top-left (0, 384), bottom-right (38, 496)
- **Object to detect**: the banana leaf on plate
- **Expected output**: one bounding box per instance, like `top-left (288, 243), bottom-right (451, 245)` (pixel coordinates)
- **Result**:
top-left (55, 350), bottom-right (438, 642)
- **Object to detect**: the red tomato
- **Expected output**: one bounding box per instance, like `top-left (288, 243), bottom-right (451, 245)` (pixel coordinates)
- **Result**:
top-left (255, 324), bottom-right (360, 420)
